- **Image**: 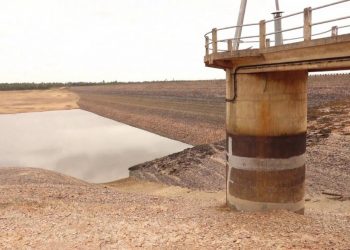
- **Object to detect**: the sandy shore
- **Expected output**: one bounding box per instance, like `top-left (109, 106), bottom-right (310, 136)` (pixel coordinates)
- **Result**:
top-left (0, 88), bottom-right (79, 114)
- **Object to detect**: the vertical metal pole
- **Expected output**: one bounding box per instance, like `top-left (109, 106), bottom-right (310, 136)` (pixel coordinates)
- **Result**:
top-left (233, 0), bottom-right (248, 51)
top-left (272, 0), bottom-right (283, 46)
top-left (275, 0), bottom-right (280, 11)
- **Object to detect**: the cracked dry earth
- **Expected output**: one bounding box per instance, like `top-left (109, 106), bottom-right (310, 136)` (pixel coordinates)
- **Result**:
top-left (1, 168), bottom-right (350, 249)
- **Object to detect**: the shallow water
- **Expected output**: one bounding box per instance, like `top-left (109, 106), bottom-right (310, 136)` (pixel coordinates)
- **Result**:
top-left (0, 109), bottom-right (191, 183)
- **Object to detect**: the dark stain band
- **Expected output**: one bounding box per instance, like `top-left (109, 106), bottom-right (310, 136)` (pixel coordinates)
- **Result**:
top-left (227, 133), bottom-right (306, 159)
top-left (228, 166), bottom-right (305, 203)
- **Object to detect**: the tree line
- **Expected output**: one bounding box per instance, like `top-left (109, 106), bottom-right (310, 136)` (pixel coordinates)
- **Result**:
top-left (0, 81), bottom-right (119, 91)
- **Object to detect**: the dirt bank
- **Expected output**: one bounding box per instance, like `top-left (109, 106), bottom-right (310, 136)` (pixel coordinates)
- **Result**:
top-left (71, 75), bottom-right (350, 145)
top-left (129, 99), bottom-right (350, 199)
top-left (71, 80), bottom-right (225, 145)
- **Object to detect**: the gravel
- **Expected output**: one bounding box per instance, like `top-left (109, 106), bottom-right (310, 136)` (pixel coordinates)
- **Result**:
top-left (1, 167), bottom-right (349, 249)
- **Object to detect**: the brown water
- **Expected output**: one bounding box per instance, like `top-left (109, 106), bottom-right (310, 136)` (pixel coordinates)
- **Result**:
top-left (0, 109), bottom-right (191, 183)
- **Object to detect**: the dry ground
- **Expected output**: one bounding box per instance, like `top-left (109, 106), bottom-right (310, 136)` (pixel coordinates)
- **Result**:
top-left (71, 75), bottom-right (350, 145)
top-left (0, 88), bottom-right (79, 114)
top-left (1, 168), bottom-right (349, 249)
top-left (1, 75), bottom-right (350, 248)
top-left (129, 93), bottom-right (350, 196)
top-left (71, 80), bottom-right (225, 145)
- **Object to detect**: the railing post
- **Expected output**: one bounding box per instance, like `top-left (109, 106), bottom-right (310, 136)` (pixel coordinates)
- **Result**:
top-left (266, 38), bottom-right (270, 48)
top-left (259, 20), bottom-right (266, 49)
top-left (304, 7), bottom-right (312, 41)
top-left (331, 26), bottom-right (338, 37)
top-left (205, 36), bottom-right (209, 56)
top-left (227, 39), bottom-right (233, 52)
top-left (212, 28), bottom-right (218, 53)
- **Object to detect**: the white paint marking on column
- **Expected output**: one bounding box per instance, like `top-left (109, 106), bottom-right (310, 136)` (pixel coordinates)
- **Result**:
top-left (228, 136), bottom-right (232, 155)
top-left (227, 165), bottom-right (233, 194)
top-left (226, 136), bottom-right (234, 196)
top-left (228, 154), bottom-right (305, 171)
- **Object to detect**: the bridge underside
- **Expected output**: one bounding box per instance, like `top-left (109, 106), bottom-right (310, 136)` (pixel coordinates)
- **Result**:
top-left (206, 34), bottom-right (350, 214)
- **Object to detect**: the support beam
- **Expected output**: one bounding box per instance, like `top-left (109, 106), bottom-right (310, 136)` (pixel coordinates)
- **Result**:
top-left (304, 8), bottom-right (312, 41)
top-left (226, 70), bottom-right (307, 214)
top-left (205, 36), bottom-right (209, 56)
top-left (227, 39), bottom-right (233, 52)
top-left (259, 20), bottom-right (266, 49)
top-left (332, 26), bottom-right (339, 37)
top-left (212, 28), bottom-right (218, 53)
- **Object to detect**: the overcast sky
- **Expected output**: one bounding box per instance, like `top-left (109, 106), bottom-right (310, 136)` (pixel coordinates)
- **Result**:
top-left (1, 0), bottom-right (349, 83)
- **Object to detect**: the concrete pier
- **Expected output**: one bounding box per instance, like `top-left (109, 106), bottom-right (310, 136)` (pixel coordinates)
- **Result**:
top-left (226, 71), bottom-right (307, 213)
top-left (204, 2), bottom-right (350, 214)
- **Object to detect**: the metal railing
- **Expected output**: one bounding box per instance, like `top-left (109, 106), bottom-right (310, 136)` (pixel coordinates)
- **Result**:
top-left (205, 0), bottom-right (350, 56)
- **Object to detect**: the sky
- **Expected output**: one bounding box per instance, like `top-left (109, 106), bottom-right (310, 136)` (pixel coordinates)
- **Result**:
top-left (1, 0), bottom-right (349, 83)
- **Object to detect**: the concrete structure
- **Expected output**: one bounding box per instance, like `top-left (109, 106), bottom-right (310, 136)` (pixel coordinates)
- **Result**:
top-left (204, 1), bottom-right (350, 214)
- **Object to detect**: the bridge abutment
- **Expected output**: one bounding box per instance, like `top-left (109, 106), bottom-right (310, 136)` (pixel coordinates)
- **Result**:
top-left (226, 70), bottom-right (307, 214)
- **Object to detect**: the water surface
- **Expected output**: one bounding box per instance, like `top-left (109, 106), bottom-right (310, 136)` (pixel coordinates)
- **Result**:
top-left (0, 109), bottom-right (191, 183)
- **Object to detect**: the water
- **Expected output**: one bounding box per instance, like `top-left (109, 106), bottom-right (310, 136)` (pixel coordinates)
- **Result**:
top-left (0, 109), bottom-right (191, 183)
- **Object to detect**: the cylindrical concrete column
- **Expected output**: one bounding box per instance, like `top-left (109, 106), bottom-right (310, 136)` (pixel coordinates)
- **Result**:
top-left (226, 70), bottom-right (307, 214)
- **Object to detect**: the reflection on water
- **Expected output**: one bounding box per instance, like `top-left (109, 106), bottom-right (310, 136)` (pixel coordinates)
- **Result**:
top-left (0, 109), bottom-right (191, 183)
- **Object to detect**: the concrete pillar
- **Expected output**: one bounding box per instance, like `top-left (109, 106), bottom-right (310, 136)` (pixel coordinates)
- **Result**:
top-left (226, 70), bottom-right (307, 214)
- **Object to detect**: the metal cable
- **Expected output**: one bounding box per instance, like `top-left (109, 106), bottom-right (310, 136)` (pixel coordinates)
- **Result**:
top-left (312, 0), bottom-right (350, 11)
top-left (216, 22), bottom-right (260, 32)
top-left (312, 28), bottom-right (333, 37)
top-left (266, 25), bottom-right (303, 36)
top-left (282, 36), bottom-right (304, 42)
top-left (313, 16), bottom-right (350, 26)
top-left (339, 24), bottom-right (350, 29)
top-left (216, 34), bottom-right (260, 43)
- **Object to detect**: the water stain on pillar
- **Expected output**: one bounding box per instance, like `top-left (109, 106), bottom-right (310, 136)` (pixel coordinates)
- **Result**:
top-left (226, 70), bottom-right (307, 214)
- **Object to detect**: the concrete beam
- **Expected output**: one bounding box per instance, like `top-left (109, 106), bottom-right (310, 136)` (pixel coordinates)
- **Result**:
top-left (204, 34), bottom-right (350, 71)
